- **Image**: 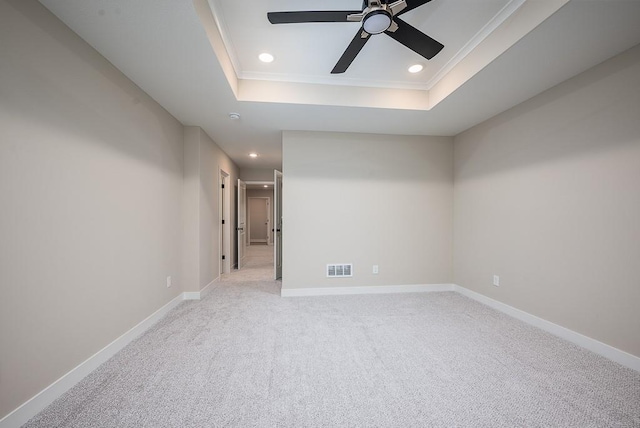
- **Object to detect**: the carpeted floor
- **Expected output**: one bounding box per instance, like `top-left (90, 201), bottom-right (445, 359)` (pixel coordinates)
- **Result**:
top-left (25, 246), bottom-right (640, 427)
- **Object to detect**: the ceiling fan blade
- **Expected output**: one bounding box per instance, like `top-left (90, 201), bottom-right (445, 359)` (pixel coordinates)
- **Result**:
top-left (331, 30), bottom-right (371, 74)
top-left (395, 0), bottom-right (433, 16)
top-left (268, 10), bottom-right (361, 24)
top-left (385, 18), bottom-right (443, 59)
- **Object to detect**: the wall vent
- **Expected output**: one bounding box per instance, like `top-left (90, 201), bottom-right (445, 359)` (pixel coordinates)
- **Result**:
top-left (326, 263), bottom-right (353, 278)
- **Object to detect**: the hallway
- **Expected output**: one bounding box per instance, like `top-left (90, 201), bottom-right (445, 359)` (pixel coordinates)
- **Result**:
top-left (222, 244), bottom-right (275, 283)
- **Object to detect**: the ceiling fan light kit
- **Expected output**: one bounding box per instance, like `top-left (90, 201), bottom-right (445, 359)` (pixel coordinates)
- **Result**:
top-left (362, 10), bottom-right (393, 34)
top-left (267, 0), bottom-right (444, 74)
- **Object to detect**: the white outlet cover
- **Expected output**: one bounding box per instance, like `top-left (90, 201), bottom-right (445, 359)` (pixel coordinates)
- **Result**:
top-left (493, 275), bottom-right (500, 286)
top-left (166, 276), bottom-right (172, 288)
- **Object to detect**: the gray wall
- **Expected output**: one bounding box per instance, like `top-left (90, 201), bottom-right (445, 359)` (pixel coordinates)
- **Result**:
top-left (0, 0), bottom-right (184, 418)
top-left (183, 127), bottom-right (239, 292)
top-left (282, 131), bottom-right (453, 290)
top-left (241, 168), bottom-right (276, 182)
top-left (453, 44), bottom-right (640, 357)
top-left (248, 198), bottom-right (269, 242)
top-left (2, 0), bottom-right (639, 420)
top-left (246, 189), bottom-right (274, 199)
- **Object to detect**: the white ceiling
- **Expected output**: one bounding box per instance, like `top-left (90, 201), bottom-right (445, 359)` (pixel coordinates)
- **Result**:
top-left (38, 0), bottom-right (640, 170)
top-left (210, 0), bottom-right (514, 90)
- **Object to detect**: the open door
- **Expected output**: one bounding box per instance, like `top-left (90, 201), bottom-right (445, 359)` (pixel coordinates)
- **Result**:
top-left (220, 170), bottom-right (231, 275)
top-left (274, 170), bottom-right (283, 280)
top-left (237, 179), bottom-right (247, 269)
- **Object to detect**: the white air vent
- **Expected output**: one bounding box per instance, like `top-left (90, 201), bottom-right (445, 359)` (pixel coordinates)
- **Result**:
top-left (326, 263), bottom-right (353, 278)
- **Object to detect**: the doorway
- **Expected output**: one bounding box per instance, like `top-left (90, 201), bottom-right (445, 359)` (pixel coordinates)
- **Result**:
top-left (236, 173), bottom-right (282, 279)
top-left (237, 179), bottom-right (247, 269)
top-left (248, 197), bottom-right (270, 245)
top-left (219, 170), bottom-right (231, 275)
top-left (274, 170), bottom-right (283, 280)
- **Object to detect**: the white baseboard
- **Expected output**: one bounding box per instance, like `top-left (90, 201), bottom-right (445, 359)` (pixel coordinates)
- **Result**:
top-left (0, 293), bottom-right (184, 428)
top-left (281, 283), bottom-right (454, 297)
top-left (281, 282), bottom-right (639, 372)
top-left (183, 278), bottom-right (218, 301)
top-left (182, 291), bottom-right (201, 300)
top-left (200, 277), bottom-right (219, 299)
top-left (453, 285), bottom-right (640, 372)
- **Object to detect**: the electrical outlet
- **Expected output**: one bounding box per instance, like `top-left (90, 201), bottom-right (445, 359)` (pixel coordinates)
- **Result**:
top-left (372, 265), bottom-right (379, 274)
top-left (493, 275), bottom-right (500, 287)
top-left (166, 276), bottom-right (172, 288)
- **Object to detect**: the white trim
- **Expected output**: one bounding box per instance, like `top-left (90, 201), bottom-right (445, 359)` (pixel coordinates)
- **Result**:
top-left (200, 276), bottom-right (220, 299)
top-left (453, 285), bottom-right (640, 372)
top-left (199, 278), bottom-right (218, 299)
top-left (244, 181), bottom-right (274, 187)
top-left (281, 284), bottom-right (454, 297)
top-left (280, 282), bottom-right (639, 372)
top-left (205, 0), bottom-right (241, 80)
top-left (0, 294), bottom-right (184, 428)
top-left (424, 0), bottom-right (526, 90)
top-left (182, 278), bottom-right (219, 301)
top-left (239, 70), bottom-right (430, 91)
top-left (182, 292), bottom-right (201, 300)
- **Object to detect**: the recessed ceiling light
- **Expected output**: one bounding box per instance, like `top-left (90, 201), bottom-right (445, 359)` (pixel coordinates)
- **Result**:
top-left (263, 185), bottom-right (268, 188)
top-left (259, 53), bottom-right (274, 63)
top-left (228, 112), bottom-right (240, 120)
top-left (408, 64), bottom-right (424, 73)
top-left (249, 153), bottom-right (259, 158)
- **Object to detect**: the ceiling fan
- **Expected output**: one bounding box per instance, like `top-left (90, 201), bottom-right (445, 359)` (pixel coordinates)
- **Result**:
top-left (267, 0), bottom-right (444, 74)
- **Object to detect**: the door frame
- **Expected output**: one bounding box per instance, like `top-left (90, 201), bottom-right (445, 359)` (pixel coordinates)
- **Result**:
top-left (274, 170), bottom-right (283, 280)
top-left (237, 178), bottom-right (247, 269)
top-left (219, 170), bottom-right (231, 275)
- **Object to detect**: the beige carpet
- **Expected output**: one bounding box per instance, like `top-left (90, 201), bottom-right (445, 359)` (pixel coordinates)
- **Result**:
top-left (225, 244), bottom-right (276, 282)
top-left (25, 247), bottom-right (640, 427)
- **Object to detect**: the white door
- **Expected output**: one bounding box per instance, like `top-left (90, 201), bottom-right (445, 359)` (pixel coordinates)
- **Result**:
top-left (237, 179), bottom-right (247, 269)
top-left (220, 171), bottom-right (230, 274)
top-left (274, 170), bottom-right (283, 280)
